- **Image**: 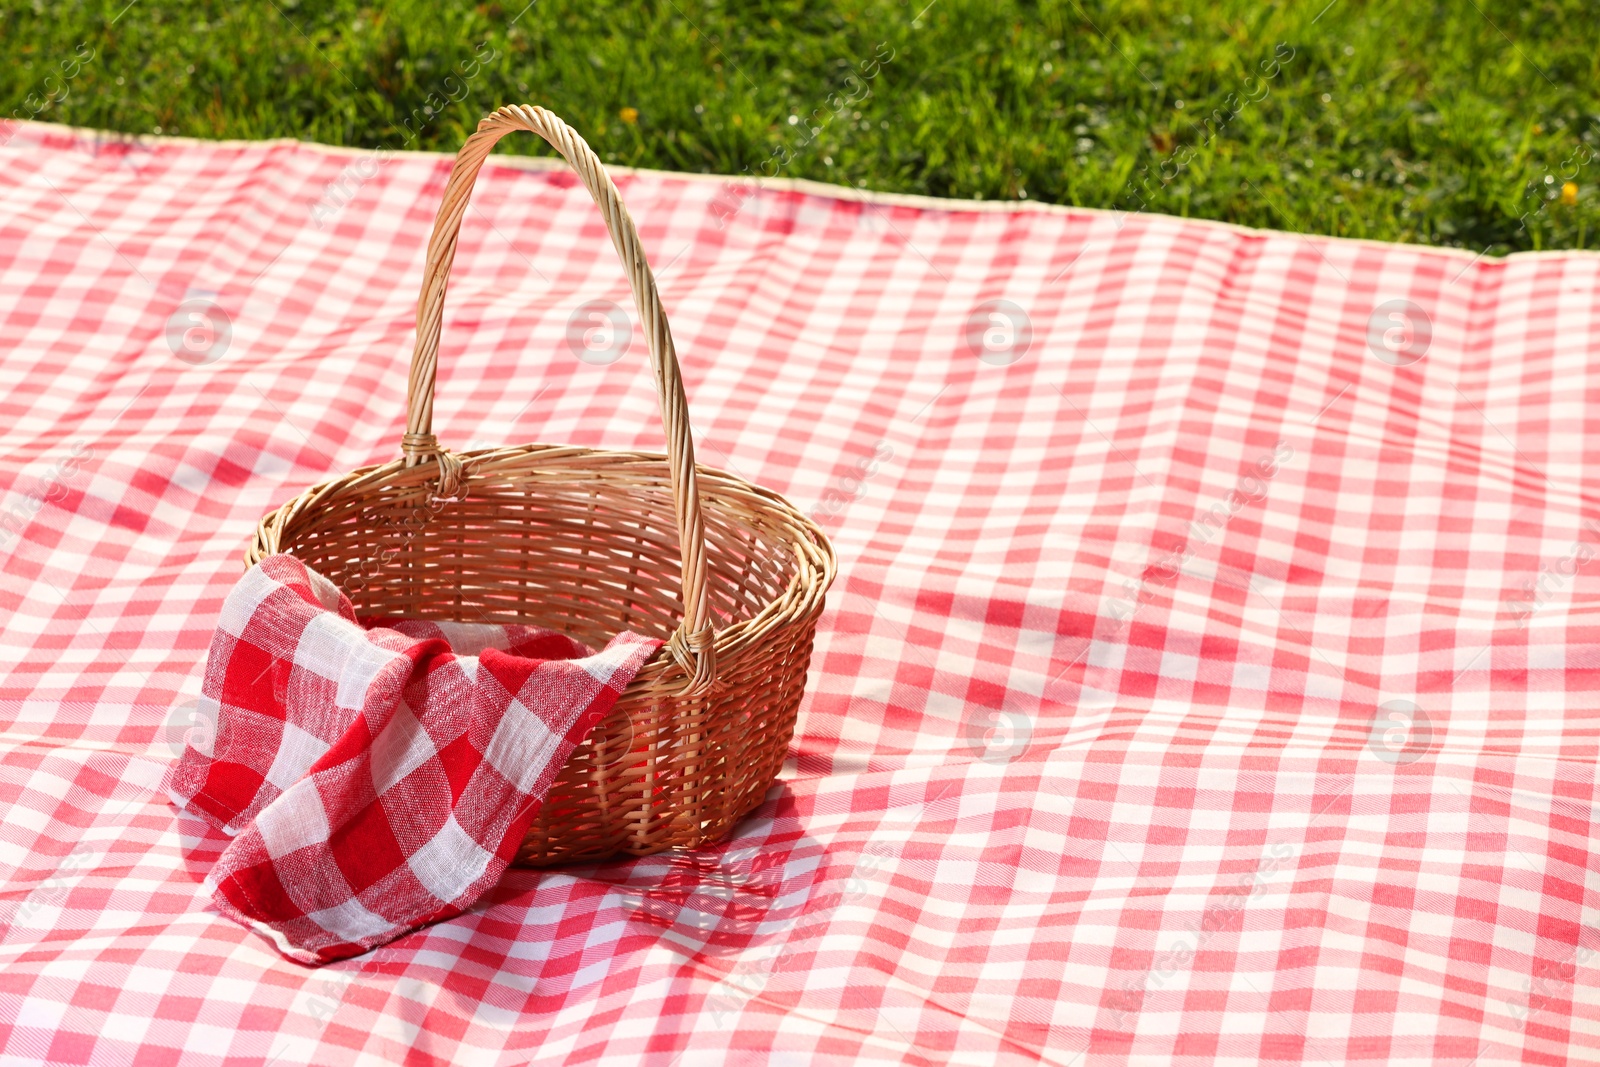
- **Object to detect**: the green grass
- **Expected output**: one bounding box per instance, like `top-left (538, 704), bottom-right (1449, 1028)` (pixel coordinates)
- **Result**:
top-left (3, 0), bottom-right (1598, 254)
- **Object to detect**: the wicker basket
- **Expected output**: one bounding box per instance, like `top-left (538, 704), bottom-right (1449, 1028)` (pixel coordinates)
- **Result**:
top-left (247, 105), bottom-right (836, 867)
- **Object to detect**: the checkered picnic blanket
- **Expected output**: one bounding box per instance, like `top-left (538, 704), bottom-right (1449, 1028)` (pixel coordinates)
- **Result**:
top-left (2, 118), bottom-right (1599, 1066)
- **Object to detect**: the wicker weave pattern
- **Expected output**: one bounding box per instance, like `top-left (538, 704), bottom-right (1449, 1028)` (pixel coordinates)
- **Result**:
top-left (247, 107), bottom-right (835, 867)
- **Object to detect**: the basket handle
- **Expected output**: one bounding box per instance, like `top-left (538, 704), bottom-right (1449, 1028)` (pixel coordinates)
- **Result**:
top-left (402, 104), bottom-right (715, 697)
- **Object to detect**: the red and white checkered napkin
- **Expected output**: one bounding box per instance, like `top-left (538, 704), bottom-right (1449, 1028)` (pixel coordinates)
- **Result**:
top-left (164, 553), bottom-right (662, 965)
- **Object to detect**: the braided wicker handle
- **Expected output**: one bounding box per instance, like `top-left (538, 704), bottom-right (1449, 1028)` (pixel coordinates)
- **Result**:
top-left (402, 104), bottom-right (715, 696)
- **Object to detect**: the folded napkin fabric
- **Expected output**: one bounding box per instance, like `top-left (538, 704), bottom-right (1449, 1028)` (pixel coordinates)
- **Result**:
top-left (166, 553), bottom-right (663, 964)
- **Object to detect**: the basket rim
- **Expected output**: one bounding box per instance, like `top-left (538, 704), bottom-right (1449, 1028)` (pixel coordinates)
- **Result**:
top-left (249, 441), bottom-right (838, 672)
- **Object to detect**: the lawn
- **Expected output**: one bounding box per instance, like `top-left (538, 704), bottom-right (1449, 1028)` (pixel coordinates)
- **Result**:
top-left (2, 0), bottom-right (1597, 255)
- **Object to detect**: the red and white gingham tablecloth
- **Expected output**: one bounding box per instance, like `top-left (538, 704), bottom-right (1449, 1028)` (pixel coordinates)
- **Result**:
top-left (1, 119), bottom-right (1599, 1066)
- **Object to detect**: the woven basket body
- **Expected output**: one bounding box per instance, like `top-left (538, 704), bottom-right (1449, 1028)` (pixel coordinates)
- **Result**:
top-left (247, 106), bottom-right (835, 867)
